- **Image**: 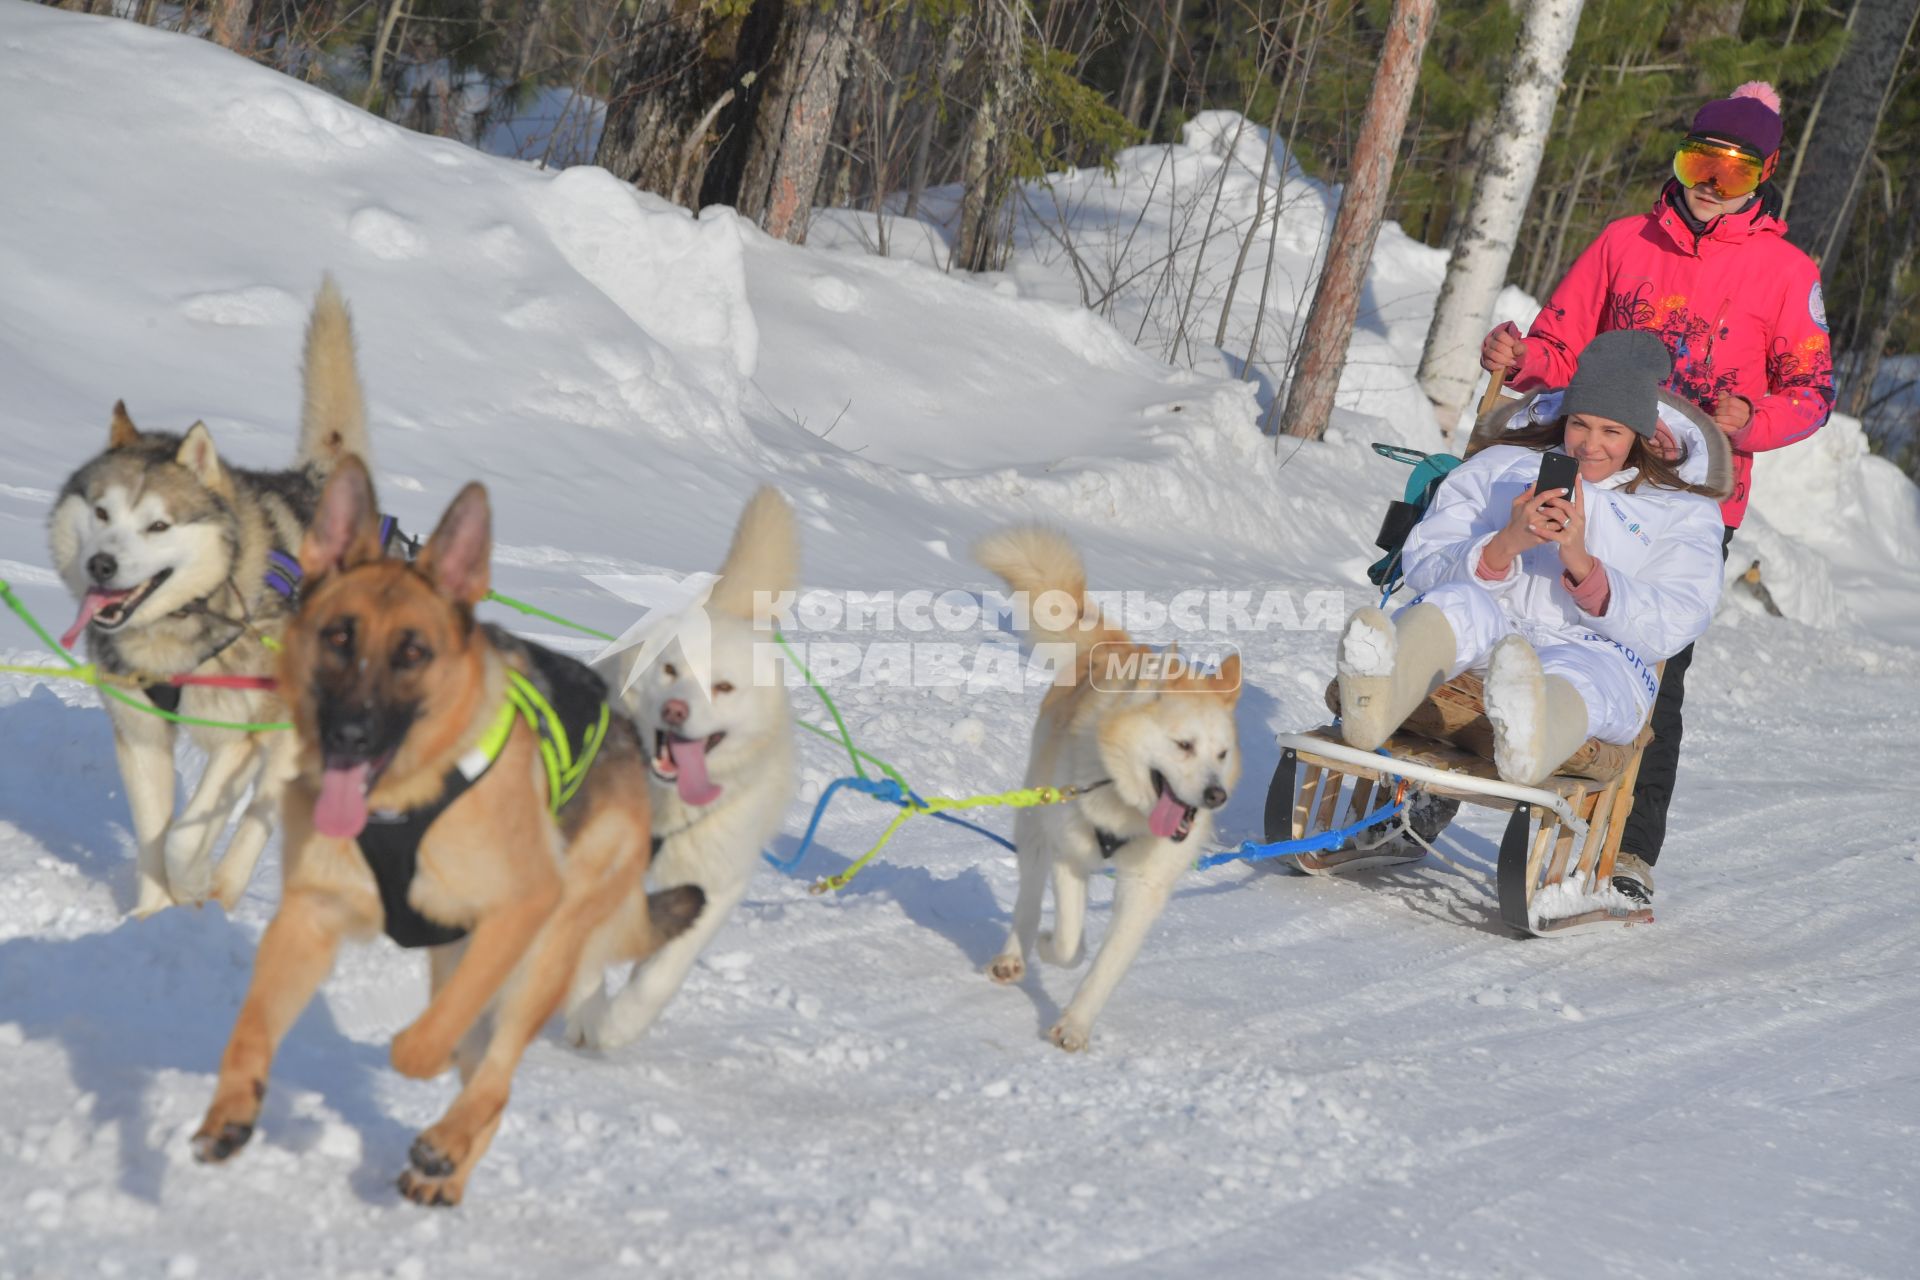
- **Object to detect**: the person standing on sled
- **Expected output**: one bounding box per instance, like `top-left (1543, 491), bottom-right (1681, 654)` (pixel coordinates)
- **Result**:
top-left (1336, 330), bottom-right (1728, 839)
top-left (1478, 81), bottom-right (1833, 904)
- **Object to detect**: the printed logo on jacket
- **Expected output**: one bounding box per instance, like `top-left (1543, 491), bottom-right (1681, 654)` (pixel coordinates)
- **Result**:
top-left (1606, 499), bottom-right (1653, 547)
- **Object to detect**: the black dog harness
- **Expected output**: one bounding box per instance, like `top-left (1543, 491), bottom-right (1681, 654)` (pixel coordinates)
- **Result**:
top-left (358, 642), bottom-right (611, 949)
top-left (1059, 779), bottom-right (1122, 858)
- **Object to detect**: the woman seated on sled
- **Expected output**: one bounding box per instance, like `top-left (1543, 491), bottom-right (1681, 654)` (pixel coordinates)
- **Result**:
top-left (1335, 329), bottom-right (1730, 786)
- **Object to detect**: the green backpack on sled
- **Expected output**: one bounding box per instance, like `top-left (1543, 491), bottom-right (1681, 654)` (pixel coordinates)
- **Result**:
top-left (1366, 444), bottom-right (1462, 596)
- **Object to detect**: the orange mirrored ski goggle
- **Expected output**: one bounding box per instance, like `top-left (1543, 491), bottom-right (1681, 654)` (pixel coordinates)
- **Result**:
top-left (1672, 136), bottom-right (1776, 198)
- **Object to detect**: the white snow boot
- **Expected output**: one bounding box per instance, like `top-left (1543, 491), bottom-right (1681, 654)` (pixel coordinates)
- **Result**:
top-left (1338, 604), bottom-right (1456, 751)
top-left (1485, 635), bottom-right (1591, 786)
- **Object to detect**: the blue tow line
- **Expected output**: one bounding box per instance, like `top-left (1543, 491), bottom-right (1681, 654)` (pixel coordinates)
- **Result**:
top-left (1193, 794), bottom-right (1410, 871)
top-left (763, 775), bottom-right (1017, 875)
top-left (766, 761), bottom-right (1411, 878)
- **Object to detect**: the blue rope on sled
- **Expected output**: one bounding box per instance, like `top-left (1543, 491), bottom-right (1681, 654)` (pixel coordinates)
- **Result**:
top-left (763, 774), bottom-right (1019, 875)
top-left (1193, 794), bottom-right (1410, 871)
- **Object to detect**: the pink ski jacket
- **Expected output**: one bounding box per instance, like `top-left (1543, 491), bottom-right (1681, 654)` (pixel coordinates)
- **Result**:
top-left (1510, 185), bottom-right (1833, 527)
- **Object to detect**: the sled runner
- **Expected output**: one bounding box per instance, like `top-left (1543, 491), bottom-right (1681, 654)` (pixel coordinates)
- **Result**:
top-left (1263, 667), bottom-right (1659, 937)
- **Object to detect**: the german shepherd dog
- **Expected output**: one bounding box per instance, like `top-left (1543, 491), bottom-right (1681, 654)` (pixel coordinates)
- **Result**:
top-left (192, 457), bottom-right (702, 1206)
top-left (976, 527), bottom-right (1242, 1052)
top-left (47, 280), bottom-right (371, 915)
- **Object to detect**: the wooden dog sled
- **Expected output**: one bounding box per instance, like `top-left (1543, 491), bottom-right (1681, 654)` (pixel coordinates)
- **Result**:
top-left (1264, 668), bottom-right (1659, 938)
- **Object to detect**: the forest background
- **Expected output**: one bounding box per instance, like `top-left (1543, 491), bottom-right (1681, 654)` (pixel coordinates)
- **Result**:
top-left (40, 0), bottom-right (1920, 470)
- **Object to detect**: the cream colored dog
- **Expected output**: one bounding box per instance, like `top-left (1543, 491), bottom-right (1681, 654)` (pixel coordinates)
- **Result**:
top-left (977, 527), bottom-right (1242, 1052)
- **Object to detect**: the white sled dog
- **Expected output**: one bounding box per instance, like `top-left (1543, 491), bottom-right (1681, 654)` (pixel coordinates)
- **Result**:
top-left (566, 488), bottom-right (799, 1049)
top-left (977, 526), bottom-right (1242, 1052)
top-left (46, 280), bottom-right (373, 915)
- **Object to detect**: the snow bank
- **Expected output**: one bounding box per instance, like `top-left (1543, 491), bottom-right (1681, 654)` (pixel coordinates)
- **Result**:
top-left (1750, 411), bottom-right (1920, 570)
top-left (868, 113), bottom-right (1447, 457)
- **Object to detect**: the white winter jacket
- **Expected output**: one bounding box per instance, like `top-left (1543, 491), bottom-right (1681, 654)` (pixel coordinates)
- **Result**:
top-left (1401, 390), bottom-right (1734, 665)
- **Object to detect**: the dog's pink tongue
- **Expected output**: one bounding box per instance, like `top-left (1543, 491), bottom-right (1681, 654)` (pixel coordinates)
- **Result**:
top-left (60, 589), bottom-right (117, 649)
top-left (315, 763), bottom-right (372, 839)
top-left (666, 737), bottom-right (722, 806)
top-left (1147, 787), bottom-right (1188, 838)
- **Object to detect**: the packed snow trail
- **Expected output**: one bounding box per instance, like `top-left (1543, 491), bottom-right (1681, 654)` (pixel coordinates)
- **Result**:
top-left (2, 7), bottom-right (1917, 1277)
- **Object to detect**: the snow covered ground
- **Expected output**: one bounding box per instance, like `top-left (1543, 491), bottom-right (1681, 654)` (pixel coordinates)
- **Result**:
top-left (3, 8), bottom-right (1918, 1276)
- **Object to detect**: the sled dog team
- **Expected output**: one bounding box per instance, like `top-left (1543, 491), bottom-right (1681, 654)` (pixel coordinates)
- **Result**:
top-left (47, 282), bottom-right (1246, 1204)
top-left (48, 279), bottom-right (1727, 1204)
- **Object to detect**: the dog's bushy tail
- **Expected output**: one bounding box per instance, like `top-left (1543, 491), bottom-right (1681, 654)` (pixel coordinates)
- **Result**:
top-left (707, 487), bottom-right (798, 621)
top-left (975, 525), bottom-right (1131, 662)
top-left (298, 275), bottom-right (370, 473)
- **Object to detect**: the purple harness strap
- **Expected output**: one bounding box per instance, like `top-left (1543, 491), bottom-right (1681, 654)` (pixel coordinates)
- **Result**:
top-left (265, 515), bottom-right (400, 601)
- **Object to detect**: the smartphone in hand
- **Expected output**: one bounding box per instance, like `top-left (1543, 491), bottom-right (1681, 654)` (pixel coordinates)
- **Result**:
top-left (1536, 449), bottom-right (1579, 500)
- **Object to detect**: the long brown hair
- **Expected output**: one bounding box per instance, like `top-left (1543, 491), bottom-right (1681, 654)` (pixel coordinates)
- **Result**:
top-left (1500, 418), bottom-right (1714, 497)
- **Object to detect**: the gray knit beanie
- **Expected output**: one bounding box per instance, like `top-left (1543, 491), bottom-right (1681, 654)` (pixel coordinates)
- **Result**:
top-left (1561, 330), bottom-right (1674, 438)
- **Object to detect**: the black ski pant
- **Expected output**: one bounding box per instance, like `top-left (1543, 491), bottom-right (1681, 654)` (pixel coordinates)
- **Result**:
top-left (1621, 526), bottom-right (1734, 865)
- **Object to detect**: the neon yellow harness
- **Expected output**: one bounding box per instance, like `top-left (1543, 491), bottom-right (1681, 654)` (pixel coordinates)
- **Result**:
top-left (358, 658), bottom-right (611, 949)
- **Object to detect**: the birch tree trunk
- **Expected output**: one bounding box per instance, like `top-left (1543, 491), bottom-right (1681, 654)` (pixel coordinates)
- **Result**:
top-left (1276, 0), bottom-right (1437, 440)
top-left (1416, 0), bottom-right (1584, 431)
top-left (955, 3), bottom-right (1023, 273)
top-left (736, 0), bottom-right (860, 243)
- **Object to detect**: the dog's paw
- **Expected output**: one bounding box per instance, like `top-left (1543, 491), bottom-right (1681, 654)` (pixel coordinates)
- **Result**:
top-left (396, 1136), bottom-right (465, 1208)
top-left (562, 991), bottom-right (613, 1051)
top-left (1048, 1020), bottom-right (1090, 1053)
top-left (192, 1079), bottom-right (264, 1164)
top-left (560, 1013), bottom-right (606, 1051)
top-left (212, 859), bottom-right (253, 913)
top-left (987, 954), bottom-right (1026, 985)
top-left (163, 831), bottom-right (216, 906)
top-left (129, 877), bottom-right (176, 920)
top-left (192, 1118), bottom-right (255, 1164)
top-left (1037, 931), bottom-right (1084, 968)
top-left (594, 1013), bottom-right (649, 1051)
top-left (390, 1023), bottom-right (453, 1080)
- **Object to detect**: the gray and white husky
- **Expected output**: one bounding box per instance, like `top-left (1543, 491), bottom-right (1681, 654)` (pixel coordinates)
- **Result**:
top-left (565, 488), bottom-right (799, 1049)
top-left (47, 279), bottom-right (372, 915)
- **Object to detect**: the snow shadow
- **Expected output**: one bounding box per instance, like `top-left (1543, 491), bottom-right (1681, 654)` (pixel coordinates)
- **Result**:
top-left (763, 829), bottom-right (1008, 969)
top-left (0, 909), bottom-right (416, 1206)
top-left (0, 686), bottom-right (139, 888)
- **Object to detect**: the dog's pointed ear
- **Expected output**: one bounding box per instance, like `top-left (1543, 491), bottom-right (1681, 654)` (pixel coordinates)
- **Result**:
top-left (299, 455), bottom-right (384, 579)
top-left (175, 423), bottom-right (234, 496)
top-left (109, 401), bottom-right (140, 449)
top-left (417, 482), bottom-right (491, 607)
top-left (1213, 652), bottom-right (1243, 703)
